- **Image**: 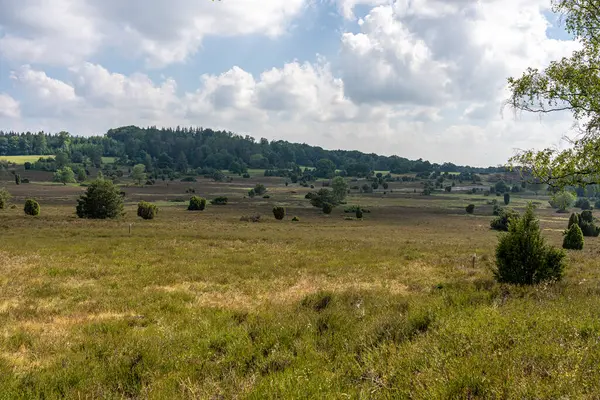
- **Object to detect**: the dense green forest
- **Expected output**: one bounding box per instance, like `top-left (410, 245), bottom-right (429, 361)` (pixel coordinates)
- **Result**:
top-left (0, 126), bottom-right (503, 176)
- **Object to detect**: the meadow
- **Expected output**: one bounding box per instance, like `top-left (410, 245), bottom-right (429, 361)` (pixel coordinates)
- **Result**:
top-left (2, 170), bottom-right (600, 399)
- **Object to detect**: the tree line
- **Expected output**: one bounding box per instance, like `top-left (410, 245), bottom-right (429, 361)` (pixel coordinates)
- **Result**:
top-left (0, 126), bottom-right (504, 175)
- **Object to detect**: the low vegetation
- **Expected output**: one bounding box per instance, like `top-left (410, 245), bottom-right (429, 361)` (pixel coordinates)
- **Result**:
top-left (563, 223), bottom-right (584, 250)
top-left (76, 178), bottom-right (124, 219)
top-left (272, 206), bottom-right (286, 220)
top-left (137, 201), bottom-right (158, 220)
top-left (494, 204), bottom-right (566, 284)
top-left (0, 187), bottom-right (10, 209)
top-left (187, 196), bottom-right (206, 211)
top-left (23, 199), bottom-right (40, 216)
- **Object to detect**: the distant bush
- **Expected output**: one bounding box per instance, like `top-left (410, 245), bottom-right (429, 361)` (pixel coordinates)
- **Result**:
top-left (211, 196), bottom-right (228, 205)
top-left (504, 193), bottom-right (510, 205)
top-left (254, 184), bottom-right (267, 195)
top-left (240, 214), bottom-right (261, 222)
top-left (1, 188), bottom-right (12, 209)
top-left (137, 201), bottom-right (158, 220)
top-left (145, 180), bottom-right (154, 186)
top-left (180, 176), bottom-right (197, 182)
top-left (356, 207), bottom-right (363, 219)
top-left (24, 162), bottom-right (32, 170)
top-left (263, 195), bottom-right (270, 199)
top-left (21, 178), bottom-right (30, 184)
top-left (76, 178), bottom-right (124, 219)
top-left (466, 204), bottom-right (475, 214)
top-left (575, 198), bottom-right (592, 210)
top-left (185, 187), bottom-right (196, 194)
top-left (322, 203), bottom-right (333, 214)
top-left (344, 205), bottom-right (371, 214)
top-left (242, 173), bottom-right (250, 179)
top-left (292, 216), bottom-right (300, 222)
top-left (248, 189), bottom-right (256, 198)
top-left (493, 204), bottom-right (501, 216)
top-left (490, 208), bottom-right (520, 231)
top-left (578, 210), bottom-right (600, 237)
top-left (361, 184), bottom-right (373, 193)
top-left (549, 191), bottom-right (576, 212)
top-left (23, 199), bottom-right (40, 216)
top-left (495, 204), bottom-right (566, 284)
top-left (563, 223), bottom-right (584, 250)
top-left (273, 206), bottom-right (286, 220)
top-left (188, 196), bottom-right (206, 211)
top-left (15, 174), bottom-right (21, 185)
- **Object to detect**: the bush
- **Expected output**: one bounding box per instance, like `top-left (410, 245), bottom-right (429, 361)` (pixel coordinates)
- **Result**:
top-left (504, 193), bottom-right (510, 205)
top-left (322, 203), bottom-right (333, 214)
top-left (563, 223), bottom-right (584, 250)
top-left (493, 204), bottom-right (501, 216)
top-left (21, 178), bottom-right (30, 184)
top-left (23, 199), bottom-right (40, 216)
top-left (248, 189), bottom-right (256, 198)
top-left (76, 179), bottom-right (124, 219)
top-left (494, 204), bottom-right (566, 284)
top-left (568, 213), bottom-right (579, 229)
top-left (188, 196), bottom-right (207, 211)
top-left (180, 176), bottom-right (197, 182)
top-left (576, 197), bottom-right (592, 210)
top-left (273, 206), bottom-right (286, 220)
top-left (490, 208), bottom-right (520, 231)
top-left (137, 201), bottom-right (158, 220)
top-left (0, 187), bottom-right (11, 209)
top-left (211, 196), bottom-right (228, 205)
top-left (254, 184), bottom-right (267, 195)
top-left (263, 195), bottom-right (270, 199)
top-left (549, 191), bottom-right (576, 212)
top-left (292, 216), bottom-right (300, 222)
top-left (15, 174), bottom-right (21, 185)
top-left (344, 205), bottom-right (371, 214)
top-left (466, 204), bottom-right (475, 214)
top-left (242, 173), bottom-right (250, 179)
top-left (356, 207), bottom-right (363, 219)
top-left (578, 210), bottom-right (600, 237)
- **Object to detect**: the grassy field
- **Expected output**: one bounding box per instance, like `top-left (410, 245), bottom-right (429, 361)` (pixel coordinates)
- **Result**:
top-left (2, 172), bottom-right (600, 398)
top-left (0, 155), bottom-right (48, 164)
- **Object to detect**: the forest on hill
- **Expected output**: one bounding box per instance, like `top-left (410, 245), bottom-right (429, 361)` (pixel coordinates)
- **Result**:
top-left (0, 126), bottom-right (504, 175)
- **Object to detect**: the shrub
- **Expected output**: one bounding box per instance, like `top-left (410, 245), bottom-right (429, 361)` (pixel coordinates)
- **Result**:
top-left (262, 195), bottom-right (270, 199)
top-left (15, 174), bottom-right (21, 185)
top-left (356, 207), bottom-right (363, 219)
top-left (578, 210), bottom-right (600, 237)
top-left (76, 179), bottom-right (124, 219)
top-left (309, 189), bottom-right (338, 208)
top-left (254, 184), bottom-right (267, 195)
top-left (0, 187), bottom-right (11, 209)
top-left (248, 189), bottom-right (256, 198)
top-left (180, 176), bottom-right (197, 182)
top-left (563, 223), bottom-right (584, 250)
top-left (466, 204), bottom-right (475, 214)
top-left (490, 208), bottom-right (520, 231)
top-left (185, 187), bottom-right (196, 194)
top-left (242, 173), bottom-right (250, 179)
top-left (188, 196), bottom-right (207, 211)
top-left (494, 204), bottom-right (566, 284)
top-left (273, 206), bottom-right (286, 220)
top-left (21, 178), bottom-right (30, 184)
top-left (322, 203), bottom-right (333, 214)
top-left (493, 204), bottom-right (501, 216)
top-left (23, 199), bottom-right (40, 216)
top-left (576, 198), bottom-right (592, 210)
top-left (137, 201), bottom-right (158, 220)
top-left (568, 213), bottom-right (579, 229)
top-left (549, 191), bottom-right (576, 212)
top-left (292, 216), bottom-right (300, 222)
top-left (344, 205), bottom-right (371, 214)
top-left (211, 196), bottom-right (228, 205)
top-left (504, 193), bottom-right (510, 205)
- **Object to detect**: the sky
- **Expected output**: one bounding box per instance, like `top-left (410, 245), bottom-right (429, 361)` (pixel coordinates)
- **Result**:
top-left (0, 0), bottom-right (583, 166)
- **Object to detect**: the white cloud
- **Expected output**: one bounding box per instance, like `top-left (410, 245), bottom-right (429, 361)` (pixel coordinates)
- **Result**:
top-left (0, 0), bottom-right (308, 67)
top-left (0, 0), bottom-right (585, 165)
top-left (0, 93), bottom-right (20, 118)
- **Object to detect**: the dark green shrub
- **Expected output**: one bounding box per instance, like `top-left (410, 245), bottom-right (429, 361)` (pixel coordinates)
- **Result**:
top-left (490, 208), bottom-right (520, 231)
top-left (211, 196), bottom-right (228, 205)
top-left (273, 206), bottom-right (285, 220)
top-left (466, 204), bottom-right (475, 214)
top-left (504, 193), bottom-right (510, 205)
top-left (188, 196), bottom-right (206, 211)
top-left (494, 204), bottom-right (566, 284)
top-left (563, 223), bottom-right (584, 250)
top-left (0, 187), bottom-right (11, 209)
top-left (356, 207), bottom-right (363, 219)
top-left (292, 216), bottom-right (300, 222)
top-left (309, 189), bottom-right (337, 208)
top-left (248, 189), bottom-right (256, 198)
top-left (242, 173), bottom-right (250, 179)
top-left (180, 176), bottom-right (197, 182)
top-left (23, 199), bottom-right (40, 216)
top-left (185, 187), bottom-right (195, 194)
top-left (137, 201), bottom-right (158, 220)
top-left (262, 195), bottom-right (270, 199)
top-left (344, 205), bottom-right (370, 214)
top-left (568, 213), bottom-right (579, 229)
top-left (578, 210), bottom-right (600, 237)
top-left (76, 179), bottom-right (124, 219)
top-left (15, 174), bottom-right (21, 185)
top-left (21, 178), bottom-right (30, 184)
top-left (322, 203), bottom-right (333, 214)
top-left (575, 197), bottom-right (592, 210)
top-left (493, 204), bottom-right (501, 216)
top-left (254, 184), bottom-right (267, 195)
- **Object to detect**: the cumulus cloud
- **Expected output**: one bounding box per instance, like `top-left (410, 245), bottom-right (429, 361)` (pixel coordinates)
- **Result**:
top-left (0, 0), bottom-right (307, 67)
top-left (0, 93), bottom-right (20, 118)
top-left (0, 0), bottom-right (584, 165)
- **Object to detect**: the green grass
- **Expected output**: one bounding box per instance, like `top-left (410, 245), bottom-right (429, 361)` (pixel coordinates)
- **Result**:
top-left (0, 155), bottom-right (49, 164)
top-left (0, 181), bottom-right (599, 398)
